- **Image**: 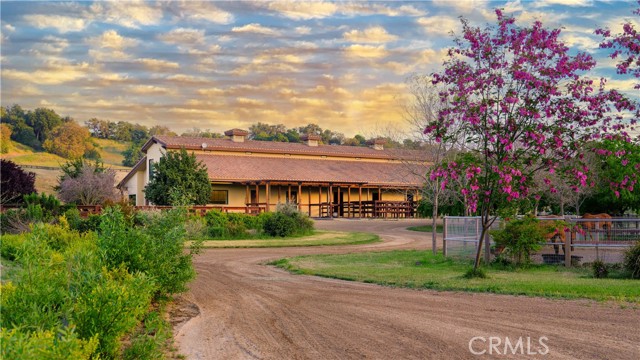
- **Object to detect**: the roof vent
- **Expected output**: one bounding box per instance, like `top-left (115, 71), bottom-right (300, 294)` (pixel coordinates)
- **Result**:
top-left (224, 128), bottom-right (248, 143)
top-left (367, 138), bottom-right (385, 150)
top-left (301, 134), bottom-right (321, 147)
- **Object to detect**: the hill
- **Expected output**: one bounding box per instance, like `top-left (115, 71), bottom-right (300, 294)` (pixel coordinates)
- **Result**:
top-left (1, 139), bottom-right (131, 194)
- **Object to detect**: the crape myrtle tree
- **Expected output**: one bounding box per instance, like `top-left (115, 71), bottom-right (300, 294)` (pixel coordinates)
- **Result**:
top-left (596, 1), bottom-right (640, 90)
top-left (425, 10), bottom-right (637, 270)
top-left (145, 148), bottom-right (211, 206)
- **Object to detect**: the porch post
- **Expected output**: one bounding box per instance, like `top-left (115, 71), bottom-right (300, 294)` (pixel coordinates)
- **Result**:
top-left (308, 185), bottom-right (311, 216)
top-left (329, 183), bottom-right (333, 219)
top-left (318, 185), bottom-right (322, 217)
top-left (337, 186), bottom-right (341, 218)
top-left (245, 184), bottom-right (249, 205)
top-left (255, 183), bottom-right (260, 204)
top-left (298, 182), bottom-right (302, 211)
top-left (347, 185), bottom-right (351, 217)
top-left (278, 185), bottom-right (281, 204)
top-left (288, 184), bottom-right (292, 203)
top-left (358, 185), bottom-right (362, 218)
top-left (266, 182), bottom-right (271, 212)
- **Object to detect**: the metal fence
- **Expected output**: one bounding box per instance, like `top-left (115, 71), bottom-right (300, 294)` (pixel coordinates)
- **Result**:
top-left (442, 216), bottom-right (501, 259)
top-left (443, 216), bottom-right (640, 265)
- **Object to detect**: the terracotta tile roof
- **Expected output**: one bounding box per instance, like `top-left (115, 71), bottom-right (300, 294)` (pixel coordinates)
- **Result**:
top-left (147, 135), bottom-right (426, 161)
top-left (197, 154), bottom-right (427, 187)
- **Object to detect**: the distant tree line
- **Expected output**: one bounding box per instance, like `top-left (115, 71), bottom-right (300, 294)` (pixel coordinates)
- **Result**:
top-left (1, 104), bottom-right (428, 168)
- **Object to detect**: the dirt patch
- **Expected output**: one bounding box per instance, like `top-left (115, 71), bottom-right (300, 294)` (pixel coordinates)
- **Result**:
top-left (175, 219), bottom-right (640, 359)
top-left (169, 296), bottom-right (200, 333)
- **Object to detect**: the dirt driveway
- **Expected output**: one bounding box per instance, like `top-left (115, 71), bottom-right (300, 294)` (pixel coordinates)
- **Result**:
top-left (174, 219), bottom-right (639, 359)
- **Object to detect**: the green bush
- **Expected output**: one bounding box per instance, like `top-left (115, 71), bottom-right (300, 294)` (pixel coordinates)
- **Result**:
top-left (72, 266), bottom-right (155, 358)
top-left (263, 212), bottom-right (296, 237)
top-left (591, 260), bottom-right (609, 278)
top-left (204, 210), bottom-right (257, 238)
top-left (98, 206), bottom-right (199, 296)
top-left (0, 233), bottom-right (25, 260)
top-left (1, 327), bottom-right (98, 360)
top-left (63, 208), bottom-right (101, 233)
top-left (490, 216), bottom-right (546, 265)
top-left (624, 240), bottom-right (640, 279)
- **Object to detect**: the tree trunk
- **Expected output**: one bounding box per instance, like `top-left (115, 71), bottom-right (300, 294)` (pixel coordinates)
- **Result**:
top-left (432, 194), bottom-right (438, 255)
top-left (560, 202), bottom-right (565, 216)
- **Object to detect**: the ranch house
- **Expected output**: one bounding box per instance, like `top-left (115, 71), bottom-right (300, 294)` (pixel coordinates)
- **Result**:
top-left (117, 129), bottom-right (429, 218)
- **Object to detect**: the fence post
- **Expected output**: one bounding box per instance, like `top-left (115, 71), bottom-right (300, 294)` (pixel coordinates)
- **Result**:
top-left (442, 216), bottom-right (447, 257)
top-left (565, 227), bottom-right (573, 267)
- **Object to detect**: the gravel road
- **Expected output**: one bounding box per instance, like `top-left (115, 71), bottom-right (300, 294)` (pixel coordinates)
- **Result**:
top-left (174, 219), bottom-right (639, 360)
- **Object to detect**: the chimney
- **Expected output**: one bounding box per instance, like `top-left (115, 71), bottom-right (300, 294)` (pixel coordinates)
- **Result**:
top-left (367, 138), bottom-right (385, 150)
top-left (301, 133), bottom-right (321, 147)
top-left (224, 128), bottom-right (249, 143)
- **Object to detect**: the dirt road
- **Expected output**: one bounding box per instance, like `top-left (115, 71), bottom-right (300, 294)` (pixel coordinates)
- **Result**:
top-left (174, 219), bottom-right (640, 359)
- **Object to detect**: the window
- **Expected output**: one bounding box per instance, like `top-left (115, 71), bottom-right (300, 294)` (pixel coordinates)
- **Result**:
top-left (210, 190), bottom-right (228, 204)
top-left (128, 194), bottom-right (136, 205)
top-left (148, 159), bottom-right (154, 180)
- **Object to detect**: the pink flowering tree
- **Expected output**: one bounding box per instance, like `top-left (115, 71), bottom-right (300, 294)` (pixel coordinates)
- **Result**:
top-left (596, 1), bottom-right (640, 89)
top-left (426, 10), bottom-right (637, 270)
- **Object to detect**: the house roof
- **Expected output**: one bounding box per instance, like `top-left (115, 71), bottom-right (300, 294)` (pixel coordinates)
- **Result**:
top-left (197, 154), bottom-right (427, 187)
top-left (143, 135), bottom-right (427, 161)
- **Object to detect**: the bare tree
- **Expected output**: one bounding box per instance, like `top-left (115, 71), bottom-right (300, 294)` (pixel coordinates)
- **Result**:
top-left (58, 164), bottom-right (118, 205)
top-left (399, 74), bottom-right (461, 254)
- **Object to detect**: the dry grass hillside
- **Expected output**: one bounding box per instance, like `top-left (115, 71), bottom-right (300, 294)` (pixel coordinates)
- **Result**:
top-left (1, 139), bottom-right (131, 195)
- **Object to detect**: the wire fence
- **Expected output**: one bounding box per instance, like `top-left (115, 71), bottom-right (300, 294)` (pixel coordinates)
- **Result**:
top-left (443, 216), bottom-right (640, 265)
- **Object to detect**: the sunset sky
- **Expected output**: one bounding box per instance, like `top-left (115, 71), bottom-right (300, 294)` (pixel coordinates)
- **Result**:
top-left (1, 1), bottom-right (638, 137)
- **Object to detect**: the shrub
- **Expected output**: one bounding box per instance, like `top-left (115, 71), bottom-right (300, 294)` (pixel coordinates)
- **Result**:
top-left (98, 207), bottom-right (199, 296)
top-left (263, 212), bottom-right (296, 237)
top-left (1, 159), bottom-right (36, 205)
top-left (58, 164), bottom-right (118, 205)
top-left (1, 327), bottom-right (98, 360)
top-left (72, 267), bottom-right (155, 358)
top-left (591, 260), bottom-right (609, 278)
top-left (0, 233), bottom-right (25, 260)
top-left (0, 208), bottom-right (31, 234)
top-left (63, 208), bottom-right (102, 233)
top-left (23, 193), bottom-right (61, 217)
top-left (490, 216), bottom-right (546, 265)
top-left (624, 240), bottom-right (640, 279)
top-left (463, 267), bottom-right (487, 279)
top-left (184, 216), bottom-right (208, 240)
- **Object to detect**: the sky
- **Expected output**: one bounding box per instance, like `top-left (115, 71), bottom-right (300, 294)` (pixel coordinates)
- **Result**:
top-left (1, 0), bottom-right (638, 138)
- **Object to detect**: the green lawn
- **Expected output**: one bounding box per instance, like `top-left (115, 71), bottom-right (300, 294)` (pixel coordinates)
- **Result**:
top-left (198, 231), bottom-right (379, 248)
top-left (407, 224), bottom-right (443, 233)
top-left (273, 250), bottom-right (640, 303)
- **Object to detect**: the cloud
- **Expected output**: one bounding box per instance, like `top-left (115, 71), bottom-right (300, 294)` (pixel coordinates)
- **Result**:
top-left (266, 1), bottom-right (338, 20)
top-left (232, 23), bottom-right (280, 36)
top-left (561, 33), bottom-right (600, 52)
top-left (295, 26), bottom-right (312, 35)
top-left (135, 58), bottom-right (180, 71)
top-left (344, 44), bottom-right (389, 59)
top-left (87, 30), bottom-right (139, 61)
top-left (23, 14), bottom-right (87, 33)
top-left (165, 0), bottom-right (234, 24)
top-left (340, 3), bottom-right (427, 17)
top-left (235, 97), bottom-right (267, 107)
top-left (343, 26), bottom-right (398, 43)
top-left (23, 35), bottom-right (69, 57)
top-left (2, 61), bottom-right (93, 85)
top-left (533, 0), bottom-right (592, 7)
top-left (431, 0), bottom-right (490, 13)
top-left (4, 24), bottom-right (15, 32)
top-left (91, 0), bottom-right (162, 28)
top-left (128, 85), bottom-right (175, 95)
top-left (158, 28), bottom-right (205, 45)
top-left (417, 16), bottom-right (461, 36)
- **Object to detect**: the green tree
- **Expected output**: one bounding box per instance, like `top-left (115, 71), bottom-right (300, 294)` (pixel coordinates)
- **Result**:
top-left (25, 108), bottom-right (63, 144)
top-left (122, 142), bottom-right (144, 167)
top-left (144, 148), bottom-right (211, 206)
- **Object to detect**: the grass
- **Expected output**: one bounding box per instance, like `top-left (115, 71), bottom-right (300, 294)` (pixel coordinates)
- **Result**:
top-left (273, 250), bottom-right (640, 303)
top-left (1, 139), bottom-right (131, 168)
top-left (407, 224), bottom-right (443, 233)
top-left (197, 231), bottom-right (380, 248)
